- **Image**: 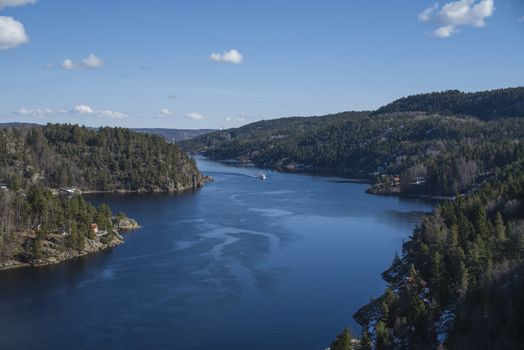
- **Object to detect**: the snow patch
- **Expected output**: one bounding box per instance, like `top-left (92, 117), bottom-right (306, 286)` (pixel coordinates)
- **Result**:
top-left (435, 307), bottom-right (455, 345)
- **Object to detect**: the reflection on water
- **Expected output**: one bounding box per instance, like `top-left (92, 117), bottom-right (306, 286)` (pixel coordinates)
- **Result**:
top-left (0, 158), bottom-right (435, 350)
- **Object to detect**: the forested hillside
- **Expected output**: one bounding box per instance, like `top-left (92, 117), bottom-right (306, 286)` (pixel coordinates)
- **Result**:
top-left (1, 123), bottom-right (204, 192)
top-left (181, 90), bottom-right (524, 197)
top-left (339, 157), bottom-right (524, 349)
top-left (0, 123), bottom-right (203, 269)
top-left (0, 185), bottom-right (119, 269)
top-left (374, 87), bottom-right (524, 120)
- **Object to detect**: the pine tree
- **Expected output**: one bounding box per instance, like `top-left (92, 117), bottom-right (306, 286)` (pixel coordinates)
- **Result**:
top-left (69, 224), bottom-right (85, 251)
top-left (359, 328), bottom-right (372, 350)
top-left (494, 212), bottom-right (506, 242)
top-left (32, 236), bottom-right (43, 260)
top-left (375, 321), bottom-right (391, 350)
top-left (330, 328), bottom-right (352, 350)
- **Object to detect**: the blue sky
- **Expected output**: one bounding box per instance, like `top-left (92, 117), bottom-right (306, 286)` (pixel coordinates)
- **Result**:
top-left (0, 0), bottom-right (523, 129)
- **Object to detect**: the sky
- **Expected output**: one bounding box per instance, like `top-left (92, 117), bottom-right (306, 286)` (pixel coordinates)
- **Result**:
top-left (0, 0), bottom-right (523, 129)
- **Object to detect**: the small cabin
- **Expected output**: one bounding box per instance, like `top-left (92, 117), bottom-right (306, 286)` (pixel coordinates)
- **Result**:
top-left (60, 187), bottom-right (78, 194)
top-left (89, 223), bottom-right (99, 233)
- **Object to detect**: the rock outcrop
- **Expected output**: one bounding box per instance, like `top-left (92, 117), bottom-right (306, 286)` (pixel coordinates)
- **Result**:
top-left (0, 219), bottom-right (137, 271)
top-left (113, 217), bottom-right (140, 230)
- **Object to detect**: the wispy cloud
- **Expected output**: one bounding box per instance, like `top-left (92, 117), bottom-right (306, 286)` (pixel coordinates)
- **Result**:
top-left (159, 108), bottom-right (171, 116)
top-left (187, 112), bottom-right (206, 120)
top-left (210, 49), bottom-right (243, 64)
top-left (518, 16), bottom-right (524, 23)
top-left (100, 110), bottom-right (127, 119)
top-left (0, 0), bottom-right (37, 10)
top-left (418, 0), bottom-right (495, 38)
top-left (61, 54), bottom-right (104, 70)
top-left (17, 107), bottom-right (54, 118)
top-left (225, 113), bottom-right (248, 123)
top-left (72, 105), bottom-right (127, 118)
top-left (7, 104), bottom-right (128, 121)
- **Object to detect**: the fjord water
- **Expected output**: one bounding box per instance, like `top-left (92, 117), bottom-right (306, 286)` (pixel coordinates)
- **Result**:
top-left (0, 159), bottom-right (434, 350)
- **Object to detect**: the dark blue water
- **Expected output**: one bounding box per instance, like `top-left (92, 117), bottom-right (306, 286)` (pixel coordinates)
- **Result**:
top-left (0, 159), bottom-right (434, 350)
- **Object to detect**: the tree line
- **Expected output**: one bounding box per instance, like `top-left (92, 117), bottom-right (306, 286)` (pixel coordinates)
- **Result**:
top-left (331, 158), bottom-right (524, 349)
top-left (1, 123), bottom-right (203, 193)
top-left (182, 111), bottom-right (524, 196)
top-left (0, 123), bottom-right (204, 265)
top-left (0, 185), bottom-right (114, 262)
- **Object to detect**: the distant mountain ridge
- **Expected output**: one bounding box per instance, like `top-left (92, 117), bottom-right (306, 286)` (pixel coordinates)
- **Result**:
top-left (132, 128), bottom-right (215, 143)
top-left (374, 87), bottom-right (524, 120)
top-left (0, 123), bottom-right (214, 143)
top-left (0, 122), bottom-right (40, 128)
top-left (180, 87), bottom-right (524, 197)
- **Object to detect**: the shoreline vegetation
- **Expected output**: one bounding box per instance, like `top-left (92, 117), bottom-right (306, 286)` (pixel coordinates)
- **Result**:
top-left (181, 88), bottom-right (524, 201)
top-left (0, 124), bottom-right (206, 272)
top-left (2, 87), bottom-right (524, 348)
top-left (0, 213), bottom-right (140, 271)
top-left (338, 159), bottom-right (524, 349)
top-left (208, 157), bottom-right (452, 201)
top-left (179, 87), bottom-right (524, 349)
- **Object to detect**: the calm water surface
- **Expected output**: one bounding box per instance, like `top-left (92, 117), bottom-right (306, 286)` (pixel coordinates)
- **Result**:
top-left (0, 158), bottom-right (434, 349)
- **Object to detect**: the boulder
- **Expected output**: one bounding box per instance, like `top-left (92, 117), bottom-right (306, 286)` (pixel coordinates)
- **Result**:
top-left (113, 217), bottom-right (140, 230)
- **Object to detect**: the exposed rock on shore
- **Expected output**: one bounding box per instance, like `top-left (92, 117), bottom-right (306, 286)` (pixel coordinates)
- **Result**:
top-left (0, 218), bottom-right (137, 271)
top-left (113, 217), bottom-right (140, 230)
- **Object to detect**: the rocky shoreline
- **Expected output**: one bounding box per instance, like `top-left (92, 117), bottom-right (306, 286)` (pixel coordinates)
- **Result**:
top-left (0, 234), bottom-right (124, 271)
top-left (77, 176), bottom-right (212, 195)
top-left (0, 217), bottom-right (140, 272)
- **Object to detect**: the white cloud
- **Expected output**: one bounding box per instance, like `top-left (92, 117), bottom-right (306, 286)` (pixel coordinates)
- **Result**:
top-left (81, 53), bottom-right (103, 68)
top-left (433, 25), bottom-right (458, 37)
top-left (210, 49), bottom-right (243, 64)
top-left (418, 3), bottom-right (439, 22)
top-left (61, 58), bottom-right (75, 70)
top-left (73, 104), bottom-right (94, 114)
top-left (0, 16), bottom-right (29, 50)
top-left (187, 112), bottom-right (206, 120)
top-left (0, 0), bottom-right (37, 10)
top-left (17, 107), bottom-right (53, 118)
top-left (10, 105), bottom-right (128, 121)
top-left (100, 110), bottom-right (127, 119)
top-left (160, 108), bottom-right (171, 116)
top-left (518, 16), bottom-right (524, 23)
top-left (61, 54), bottom-right (104, 70)
top-left (418, 0), bottom-right (495, 38)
